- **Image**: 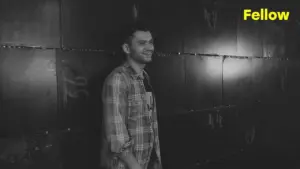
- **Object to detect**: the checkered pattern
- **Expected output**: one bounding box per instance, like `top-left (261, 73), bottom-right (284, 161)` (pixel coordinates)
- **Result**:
top-left (101, 62), bottom-right (161, 169)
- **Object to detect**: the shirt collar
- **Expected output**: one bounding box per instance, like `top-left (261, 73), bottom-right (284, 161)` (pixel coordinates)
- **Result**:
top-left (122, 61), bottom-right (145, 80)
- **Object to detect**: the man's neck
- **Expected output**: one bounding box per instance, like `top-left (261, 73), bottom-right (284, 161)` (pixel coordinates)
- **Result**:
top-left (127, 58), bottom-right (145, 75)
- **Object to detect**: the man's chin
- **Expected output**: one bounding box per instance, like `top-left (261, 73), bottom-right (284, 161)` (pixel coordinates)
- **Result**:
top-left (144, 59), bottom-right (152, 63)
top-left (141, 57), bottom-right (152, 63)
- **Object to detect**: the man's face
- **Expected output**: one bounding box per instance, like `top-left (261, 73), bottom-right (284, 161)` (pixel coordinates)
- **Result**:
top-left (126, 30), bottom-right (154, 64)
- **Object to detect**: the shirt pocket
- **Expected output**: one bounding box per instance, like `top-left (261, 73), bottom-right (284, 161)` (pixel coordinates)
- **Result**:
top-left (127, 104), bottom-right (141, 135)
top-left (128, 107), bottom-right (138, 121)
top-left (128, 100), bottom-right (142, 121)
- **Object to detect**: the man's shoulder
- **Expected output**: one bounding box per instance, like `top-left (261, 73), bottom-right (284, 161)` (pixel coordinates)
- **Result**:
top-left (104, 65), bottom-right (130, 85)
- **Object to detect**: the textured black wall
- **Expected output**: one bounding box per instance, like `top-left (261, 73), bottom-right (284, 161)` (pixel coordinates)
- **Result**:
top-left (1, 0), bottom-right (300, 168)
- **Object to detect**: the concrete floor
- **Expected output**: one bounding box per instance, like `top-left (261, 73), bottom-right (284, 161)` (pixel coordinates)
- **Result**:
top-left (1, 110), bottom-right (300, 169)
top-left (201, 147), bottom-right (298, 169)
top-left (0, 139), bottom-right (299, 169)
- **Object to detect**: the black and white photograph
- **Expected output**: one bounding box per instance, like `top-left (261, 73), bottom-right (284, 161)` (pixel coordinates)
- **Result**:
top-left (0, 0), bottom-right (299, 169)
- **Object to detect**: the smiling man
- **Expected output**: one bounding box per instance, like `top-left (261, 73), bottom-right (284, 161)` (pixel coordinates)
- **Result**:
top-left (100, 22), bottom-right (162, 169)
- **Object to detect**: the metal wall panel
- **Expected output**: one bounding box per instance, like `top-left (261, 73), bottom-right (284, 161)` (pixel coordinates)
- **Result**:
top-left (0, 48), bottom-right (57, 135)
top-left (222, 58), bottom-right (297, 151)
top-left (138, 0), bottom-right (184, 52)
top-left (0, 0), bottom-right (60, 47)
top-left (287, 60), bottom-right (300, 102)
top-left (223, 58), bottom-right (260, 105)
top-left (56, 50), bottom-right (122, 168)
top-left (146, 55), bottom-right (186, 169)
top-left (185, 55), bottom-right (222, 110)
top-left (56, 50), bottom-right (122, 128)
top-left (257, 59), bottom-right (288, 103)
top-left (284, 59), bottom-right (300, 128)
top-left (285, 22), bottom-right (300, 58)
top-left (260, 22), bottom-right (285, 58)
top-left (237, 19), bottom-right (263, 57)
top-left (183, 5), bottom-right (238, 55)
top-left (147, 55), bottom-right (186, 116)
top-left (62, 0), bottom-right (134, 50)
top-left (223, 58), bottom-right (288, 105)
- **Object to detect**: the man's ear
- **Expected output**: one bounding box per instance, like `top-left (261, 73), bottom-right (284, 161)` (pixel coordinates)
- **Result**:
top-left (122, 43), bottom-right (130, 55)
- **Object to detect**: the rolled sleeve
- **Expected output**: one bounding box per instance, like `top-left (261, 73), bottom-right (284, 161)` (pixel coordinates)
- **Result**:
top-left (102, 72), bottom-right (132, 156)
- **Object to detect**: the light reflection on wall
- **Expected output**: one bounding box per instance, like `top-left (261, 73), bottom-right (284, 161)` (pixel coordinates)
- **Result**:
top-left (25, 57), bottom-right (55, 84)
top-left (2, 50), bottom-right (56, 99)
top-left (204, 36), bottom-right (237, 56)
top-left (205, 56), bottom-right (253, 81)
top-left (205, 57), bottom-right (222, 79)
top-left (223, 58), bottom-right (252, 80)
top-left (204, 36), bottom-right (256, 80)
top-left (237, 37), bottom-right (255, 57)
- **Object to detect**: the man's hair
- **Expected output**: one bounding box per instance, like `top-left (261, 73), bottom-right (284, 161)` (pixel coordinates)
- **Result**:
top-left (120, 21), bottom-right (153, 46)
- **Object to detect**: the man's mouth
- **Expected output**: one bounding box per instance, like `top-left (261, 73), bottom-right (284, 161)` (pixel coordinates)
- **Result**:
top-left (143, 52), bottom-right (153, 56)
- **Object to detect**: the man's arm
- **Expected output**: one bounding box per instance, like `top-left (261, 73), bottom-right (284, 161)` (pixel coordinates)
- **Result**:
top-left (102, 73), bottom-right (141, 169)
top-left (153, 96), bottom-right (163, 169)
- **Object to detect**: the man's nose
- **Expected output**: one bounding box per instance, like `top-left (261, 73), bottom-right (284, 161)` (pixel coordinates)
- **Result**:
top-left (146, 43), bottom-right (154, 51)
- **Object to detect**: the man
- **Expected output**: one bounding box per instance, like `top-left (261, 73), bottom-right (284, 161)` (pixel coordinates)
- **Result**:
top-left (100, 22), bottom-right (162, 169)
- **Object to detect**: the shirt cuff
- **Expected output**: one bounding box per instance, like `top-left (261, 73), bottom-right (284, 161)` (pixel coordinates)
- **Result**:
top-left (113, 140), bottom-right (133, 157)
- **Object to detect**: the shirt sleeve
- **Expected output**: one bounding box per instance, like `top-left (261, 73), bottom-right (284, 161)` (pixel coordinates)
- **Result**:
top-left (153, 96), bottom-right (162, 164)
top-left (102, 72), bottom-right (132, 156)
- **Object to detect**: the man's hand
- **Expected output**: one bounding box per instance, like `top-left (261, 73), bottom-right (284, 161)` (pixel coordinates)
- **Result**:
top-left (153, 161), bottom-right (162, 169)
top-left (120, 151), bottom-right (142, 169)
top-left (130, 163), bottom-right (143, 169)
top-left (148, 160), bottom-right (162, 169)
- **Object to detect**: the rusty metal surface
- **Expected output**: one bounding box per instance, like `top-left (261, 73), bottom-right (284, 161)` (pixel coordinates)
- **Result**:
top-left (0, 0), bottom-right (60, 47)
top-left (61, 0), bottom-right (134, 50)
top-left (0, 48), bottom-right (57, 135)
top-left (185, 55), bottom-right (222, 110)
top-left (56, 50), bottom-right (122, 129)
top-left (147, 55), bottom-right (186, 116)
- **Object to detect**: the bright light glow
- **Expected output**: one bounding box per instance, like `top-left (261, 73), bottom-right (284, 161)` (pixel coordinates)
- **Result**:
top-left (237, 36), bottom-right (256, 57)
top-left (203, 34), bottom-right (237, 56)
top-left (205, 57), bottom-right (222, 78)
top-left (24, 57), bottom-right (54, 84)
top-left (223, 58), bottom-right (252, 79)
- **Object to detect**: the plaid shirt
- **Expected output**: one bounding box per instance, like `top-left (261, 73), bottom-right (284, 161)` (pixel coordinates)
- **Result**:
top-left (100, 62), bottom-right (161, 169)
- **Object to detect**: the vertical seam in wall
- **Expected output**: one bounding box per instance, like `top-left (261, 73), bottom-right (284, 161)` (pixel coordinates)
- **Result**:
top-left (59, 0), bottom-right (64, 48)
top-left (56, 0), bottom-right (64, 129)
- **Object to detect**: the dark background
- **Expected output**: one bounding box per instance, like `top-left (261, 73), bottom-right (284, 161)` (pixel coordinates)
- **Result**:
top-left (0, 0), bottom-right (300, 169)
